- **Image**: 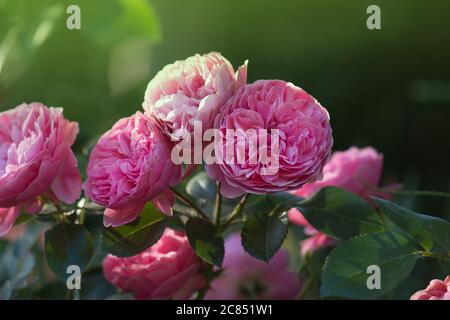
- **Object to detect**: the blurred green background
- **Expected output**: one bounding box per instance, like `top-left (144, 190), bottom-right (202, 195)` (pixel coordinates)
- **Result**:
top-left (1, 0), bottom-right (449, 218)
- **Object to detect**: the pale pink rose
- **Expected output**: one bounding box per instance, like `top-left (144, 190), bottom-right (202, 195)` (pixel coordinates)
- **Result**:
top-left (289, 147), bottom-right (400, 255)
top-left (103, 229), bottom-right (205, 300)
top-left (206, 80), bottom-right (333, 198)
top-left (0, 103), bottom-right (81, 236)
top-left (143, 52), bottom-right (247, 139)
top-left (205, 233), bottom-right (301, 300)
top-left (83, 112), bottom-right (182, 227)
top-left (411, 276), bottom-right (450, 300)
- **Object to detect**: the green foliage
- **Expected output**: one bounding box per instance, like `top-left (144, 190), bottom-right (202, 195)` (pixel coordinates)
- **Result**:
top-left (296, 187), bottom-right (384, 240)
top-left (101, 203), bottom-right (167, 257)
top-left (45, 223), bottom-right (94, 280)
top-left (241, 211), bottom-right (289, 262)
top-left (321, 231), bottom-right (421, 299)
top-left (186, 171), bottom-right (216, 202)
top-left (374, 197), bottom-right (450, 253)
top-left (316, 190), bottom-right (450, 299)
top-left (0, 225), bottom-right (42, 299)
top-left (186, 217), bottom-right (224, 266)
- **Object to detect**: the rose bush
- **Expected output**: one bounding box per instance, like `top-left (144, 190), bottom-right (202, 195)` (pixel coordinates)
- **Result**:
top-left (1, 53), bottom-right (449, 301)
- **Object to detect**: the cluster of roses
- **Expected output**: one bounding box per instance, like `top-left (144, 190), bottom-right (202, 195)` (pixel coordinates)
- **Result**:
top-left (0, 52), bottom-right (448, 300)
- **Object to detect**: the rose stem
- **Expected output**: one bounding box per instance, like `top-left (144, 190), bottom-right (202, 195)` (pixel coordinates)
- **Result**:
top-left (213, 182), bottom-right (222, 226)
top-left (170, 187), bottom-right (210, 221)
top-left (221, 194), bottom-right (250, 230)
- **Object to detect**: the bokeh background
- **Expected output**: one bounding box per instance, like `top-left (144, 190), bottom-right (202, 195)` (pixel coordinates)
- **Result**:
top-left (1, 0), bottom-right (450, 300)
top-left (1, 0), bottom-right (449, 217)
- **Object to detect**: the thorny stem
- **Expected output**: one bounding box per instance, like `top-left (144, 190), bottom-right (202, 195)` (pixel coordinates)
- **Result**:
top-left (213, 183), bottom-right (222, 226)
top-left (354, 175), bottom-right (450, 199)
top-left (371, 185), bottom-right (450, 199)
top-left (221, 194), bottom-right (250, 230)
top-left (42, 195), bottom-right (68, 223)
top-left (173, 209), bottom-right (194, 219)
top-left (76, 198), bottom-right (87, 225)
top-left (296, 275), bottom-right (315, 300)
top-left (170, 187), bottom-right (210, 221)
top-left (46, 196), bottom-right (64, 215)
top-left (419, 251), bottom-right (450, 260)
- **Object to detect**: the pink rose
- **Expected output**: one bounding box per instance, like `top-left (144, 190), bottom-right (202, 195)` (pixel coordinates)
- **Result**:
top-left (410, 276), bottom-right (450, 300)
top-left (294, 146), bottom-right (398, 201)
top-left (103, 229), bottom-right (205, 299)
top-left (84, 112), bottom-right (182, 227)
top-left (289, 146), bottom-right (400, 255)
top-left (143, 52), bottom-right (247, 139)
top-left (206, 80), bottom-right (333, 198)
top-left (205, 233), bottom-right (301, 300)
top-left (0, 103), bottom-right (82, 236)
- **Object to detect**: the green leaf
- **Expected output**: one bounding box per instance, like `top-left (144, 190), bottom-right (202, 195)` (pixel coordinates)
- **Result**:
top-left (241, 211), bottom-right (289, 262)
top-left (185, 171), bottom-right (238, 216)
top-left (321, 231), bottom-right (421, 299)
top-left (79, 270), bottom-right (117, 300)
top-left (186, 171), bottom-right (216, 201)
top-left (242, 192), bottom-right (303, 217)
top-left (186, 218), bottom-right (224, 266)
top-left (374, 197), bottom-right (450, 253)
top-left (13, 213), bottom-right (36, 226)
top-left (45, 223), bottom-right (94, 281)
top-left (101, 203), bottom-right (167, 257)
top-left (0, 281), bottom-right (12, 300)
top-left (0, 224), bottom-right (40, 289)
top-left (296, 187), bottom-right (384, 240)
top-left (84, 214), bottom-right (107, 270)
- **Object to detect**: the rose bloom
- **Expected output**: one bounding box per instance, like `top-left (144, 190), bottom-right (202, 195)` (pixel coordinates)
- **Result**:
top-left (206, 80), bottom-right (333, 198)
top-left (103, 229), bottom-right (205, 300)
top-left (84, 112), bottom-right (182, 227)
top-left (205, 233), bottom-right (301, 300)
top-left (411, 276), bottom-right (450, 300)
top-left (289, 146), bottom-right (400, 255)
top-left (0, 103), bottom-right (82, 236)
top-left (143, 52), bottom-right (247, 139)
top-left (293, 146), bottom-right (398, 201)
